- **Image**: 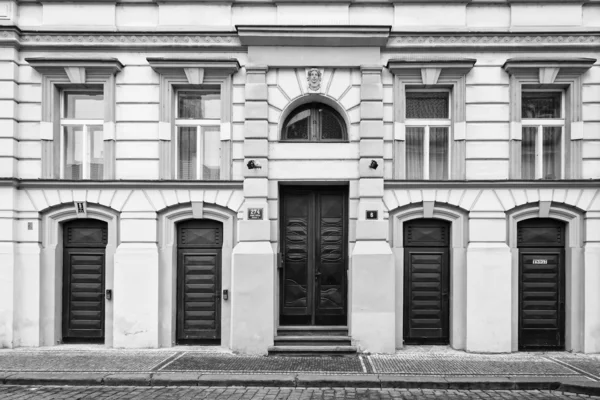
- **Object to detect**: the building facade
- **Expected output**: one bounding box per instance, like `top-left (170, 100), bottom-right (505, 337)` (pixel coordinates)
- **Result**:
top-left (0, 0), bottom-right (599, 354)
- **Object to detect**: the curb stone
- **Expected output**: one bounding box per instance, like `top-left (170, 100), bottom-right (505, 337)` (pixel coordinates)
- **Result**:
top-left (151, 372), bottom-right (201, 386)
top-left (559, 381), bottom-right (600, 397)
top-left (4, 372), bottom-right (107, 386)
top-left (198, 373), bottom-right (296, 387)
top-left (104, 373), bottom-right (152, 386)
top-left (296, 374), bottom-right (380, 388)
top-left (0, 371), bottom-right (598, 396)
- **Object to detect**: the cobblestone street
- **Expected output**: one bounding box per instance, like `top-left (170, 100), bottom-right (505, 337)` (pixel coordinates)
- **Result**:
top-left (0, 386), bottom-right (598, 400)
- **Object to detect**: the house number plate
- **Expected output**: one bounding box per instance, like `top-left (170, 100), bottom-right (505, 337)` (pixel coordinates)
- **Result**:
top-left (248, 208), bottom-right (263, 220)
top-left (533, 259), bottom-right (548, 264)
top-left (366, 210), bottom-right (378, 220)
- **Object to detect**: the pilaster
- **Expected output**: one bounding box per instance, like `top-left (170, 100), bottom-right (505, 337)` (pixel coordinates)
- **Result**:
top-left (350, 66), bottom-right (395, 353)
top-left (113, 212), bottom-right (159, 348)
top-left (231, 65), bottom-right (274, 354)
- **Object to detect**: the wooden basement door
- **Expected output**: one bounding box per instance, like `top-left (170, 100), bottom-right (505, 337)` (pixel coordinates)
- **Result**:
top-left (62, 219), bottom-right (107, 343)
top-left (280, 186), bottom-right (348, 326)
top-left (403, 219), bottom-right (450, 344)
top-left (177, 220), bottom-right (223, 343)
top-left (518, 218), bottom-right (565, 350)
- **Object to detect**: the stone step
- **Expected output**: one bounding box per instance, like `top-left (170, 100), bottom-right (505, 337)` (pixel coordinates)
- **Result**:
top-left (276, 326), bottom-right (349, 336)
top-left (274, 335), bottom-right (352, 346)
top-left (268, 345), bottom-right (358, 356)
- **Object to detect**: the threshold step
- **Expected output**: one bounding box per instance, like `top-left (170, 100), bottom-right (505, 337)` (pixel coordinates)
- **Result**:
top-left (277, 326), bottom-right (349, 336)
top-left (274, 335), bottom-right (352, 346)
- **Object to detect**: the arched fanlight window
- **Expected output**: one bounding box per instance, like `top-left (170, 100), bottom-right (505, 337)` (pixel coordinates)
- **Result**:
top-left (282, 103), bottom-right (346, 141)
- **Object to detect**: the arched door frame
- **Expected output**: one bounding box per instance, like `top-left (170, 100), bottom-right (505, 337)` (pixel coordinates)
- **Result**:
top-left (390, 202), bottom-right (469, 350)
top-left (40, 204), bottom-right (119, 347)
top-left (157, 203), bottom-right (236, 348)
top-left (507, 202), bottom-right (584, 352)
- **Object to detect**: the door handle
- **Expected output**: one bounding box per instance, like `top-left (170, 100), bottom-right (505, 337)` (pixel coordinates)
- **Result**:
top-left (315, 271), bottom-right (321, 280)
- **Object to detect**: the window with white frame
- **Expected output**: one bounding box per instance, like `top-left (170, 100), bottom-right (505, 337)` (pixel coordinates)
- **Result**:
top-left (60, 91), bottom-right (104, 180)
top-left (405, 90), bottom-right (451, 180)
top-left (175, 90), bottom-right (221, 180)
top-left (521, 91), bottom-right (564, 180)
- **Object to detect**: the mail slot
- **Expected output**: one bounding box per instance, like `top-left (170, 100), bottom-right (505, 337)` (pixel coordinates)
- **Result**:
top-left (533, 259), bottom-right (548, 264)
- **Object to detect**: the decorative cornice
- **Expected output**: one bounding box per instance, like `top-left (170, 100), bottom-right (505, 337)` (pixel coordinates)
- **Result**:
top-left (388, 33), bottom-right (600, 50)
top-left (0, 179), bottom-right (244, 190)
top-left (237, 25), bottom-right (391, 47)
top-left (0, 28), bottom-right (241, 50)
top-left (384, 180), bottom-right (600, 190)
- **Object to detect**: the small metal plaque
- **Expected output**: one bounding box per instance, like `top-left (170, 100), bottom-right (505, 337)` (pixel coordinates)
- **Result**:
top-left (248, 208), bottom-right (263, 220)
top-left (366, 210), bottom-right (378, 220)
top-left (533, 259), bottom-right (548, 264)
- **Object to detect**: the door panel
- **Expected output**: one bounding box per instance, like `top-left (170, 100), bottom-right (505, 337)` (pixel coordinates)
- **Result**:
top-left (63, 250), bottom-right (105, 339)
top-left (280, 187), bottom-right (347, 326)
top-left (404, 248), bottom-right (449, 343)
top-left (63, 220), bottom-right (107, 343)
top-left (177, 249), bottom-right (221, 341)
top-left (519, 250), bottom-right (564, 349)
top-left (282, 191), bottom-right (312, 320)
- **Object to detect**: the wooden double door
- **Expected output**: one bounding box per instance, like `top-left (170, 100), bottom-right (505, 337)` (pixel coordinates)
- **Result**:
top-left (403, 219), bottom-right (450, 344)
top-left (518, 219), bottom-right (565, 350)
top-left (62, 219), bottom-right (107, 343)
top-left (280, 186), bottom-right (348, 326)
top-left (177, 220), bottom-right (223, 343)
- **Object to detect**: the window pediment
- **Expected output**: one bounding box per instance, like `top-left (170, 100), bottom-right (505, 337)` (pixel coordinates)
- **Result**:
top-left (26, 57), bottom-right (123, 82)
top-left (502, 57), bottom-right (596, 83)
top-left (147, 58), bottom-right (240, 84)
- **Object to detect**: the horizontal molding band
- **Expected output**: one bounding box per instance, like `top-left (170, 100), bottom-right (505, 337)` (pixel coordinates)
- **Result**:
top-left (0, 178), bottom-right (244, 190)
top-left (384, 179), bottom-right (600, 189)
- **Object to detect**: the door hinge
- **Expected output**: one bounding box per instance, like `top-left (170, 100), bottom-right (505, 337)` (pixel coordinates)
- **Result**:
top-left (277, 252), bottom-right (284, 269)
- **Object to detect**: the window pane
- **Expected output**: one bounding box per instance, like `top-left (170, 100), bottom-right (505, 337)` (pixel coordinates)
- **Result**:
top-left (522, 92), bottom-right (561, 119)
top-left (284, 109), bottom-right (310, 140)
top-left (406, 127), bottom-right (425, 179)
top-left (406, 92), bottom-right (449, 119)
top-left (64, 126), bottom-right (83, 179)
top-left (178, 91), bottom-right (220, 119)
top-left (202, 126), bottom-right (221, 180)
top-left (543, 127), bottom-right (561, 180)
top-left (320, 107), bottom-right (343, 140)
top-left (64, 92), bottom-right (104, 119)
top-left (429, 127), bottom-right (448, 180)
top-left (178, 127), bottom-right (197, 180)
top-left (88, 126), bottom-right (104, 180)
top-left (521, 127), bottom-right (537, 179)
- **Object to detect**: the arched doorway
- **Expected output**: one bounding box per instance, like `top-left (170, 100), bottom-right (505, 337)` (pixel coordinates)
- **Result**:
top-left (176, 219), bottom-right (223, 344)
top-left (403, 219), bottom-right (450, 345)
top-left (517, 218), bottom-right (566, 350)
top-left (62, 219), bottom-right (108, 343)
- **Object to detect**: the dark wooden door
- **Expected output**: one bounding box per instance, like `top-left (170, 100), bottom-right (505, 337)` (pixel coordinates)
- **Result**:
top-left (62, 219), bottom-right (107, 342)
top-left (177, 220), bottom-right (222, 342)
top-left (280, 186), bottom-right (348, 326)
top-left (403, 219), bottom-right (450, 344)
top-left (518, 219), bottom-right (565, 350)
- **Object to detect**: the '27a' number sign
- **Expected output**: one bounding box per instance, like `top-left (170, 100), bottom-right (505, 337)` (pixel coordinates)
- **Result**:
top-left (248, 208), bottom-right (263, 220)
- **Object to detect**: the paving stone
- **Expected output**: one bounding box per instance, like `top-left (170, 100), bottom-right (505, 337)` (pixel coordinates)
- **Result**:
top-left (163, 355), bottom-right (364, 373)
top-left (198, 373), bottom-right (296, 387)
top-left (296, 374), bottom-right (380, 388)
top-left (370, 354), bottom-right (578, 376)
top-left (151, 372), bottom-right (201, 386)
top-left (3, 372), bottom-right (108, 386)
top-left (104, 373), bottom-right (152, 386)
top-left (0, 351), bottom-right (175, 372)
top-left (551, 355), bottom-right (600, 380)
